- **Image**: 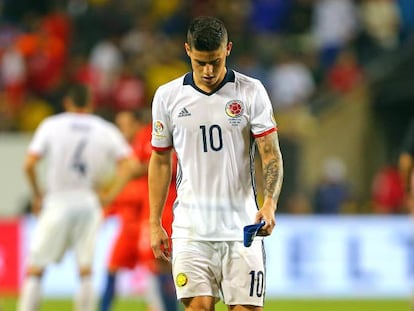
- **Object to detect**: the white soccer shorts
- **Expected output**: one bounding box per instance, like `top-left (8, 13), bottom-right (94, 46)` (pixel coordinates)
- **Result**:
top-left (172, 239), bottom-right (266, 306)
top-left (27, 191), bottom-right (102, 269)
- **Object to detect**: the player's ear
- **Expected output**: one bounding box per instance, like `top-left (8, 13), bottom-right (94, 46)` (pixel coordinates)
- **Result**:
top-left (184, 43), bottom-right (191, 56)
top-left (226, 42), bottom-right (233, 56)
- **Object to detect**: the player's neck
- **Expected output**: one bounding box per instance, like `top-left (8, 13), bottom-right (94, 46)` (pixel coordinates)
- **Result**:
top-left (66, 107), bottom-right (92, 114)
top-left (193, 68), bottom-right (227, 94)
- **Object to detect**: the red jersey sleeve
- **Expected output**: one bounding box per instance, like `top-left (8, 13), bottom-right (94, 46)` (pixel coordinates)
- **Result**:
top-left (132, 124), bottom-right (153, 163)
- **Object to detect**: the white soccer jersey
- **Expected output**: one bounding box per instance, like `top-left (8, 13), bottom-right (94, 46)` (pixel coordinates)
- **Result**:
top-left (28, 112), bottom-right (132, 194)
top-left (151, 70), bottom-right (276, 241)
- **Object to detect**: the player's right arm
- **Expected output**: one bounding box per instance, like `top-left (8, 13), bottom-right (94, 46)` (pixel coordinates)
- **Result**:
top-left (23, 153), bottom-right (43, 215)
top-left (99, 156), bottom-right (137, 207)
top-left (148, 149), bottom-right (173, 262)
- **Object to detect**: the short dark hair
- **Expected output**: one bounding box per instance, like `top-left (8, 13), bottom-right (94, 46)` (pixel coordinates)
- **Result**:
top-left (66, 83), bottom-right (90, 108)
top-left (134, 107), bottom-right (152, 123)
top-left (187, 16), bottom-right (228, 51)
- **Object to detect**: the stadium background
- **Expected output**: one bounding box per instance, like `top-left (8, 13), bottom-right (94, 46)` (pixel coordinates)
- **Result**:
top-left (1, 0), bottom-right (414, 310)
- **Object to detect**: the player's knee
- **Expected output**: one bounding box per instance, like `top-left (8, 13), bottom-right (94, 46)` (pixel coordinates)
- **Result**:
top-left (181, 296), bottom-right (215, 311)
top-left (26, 266), bottom-right (44, 277)
top-left (228, 305), bottom-right (262, 311)
top-left (79, 267), bottom-right (92, 277)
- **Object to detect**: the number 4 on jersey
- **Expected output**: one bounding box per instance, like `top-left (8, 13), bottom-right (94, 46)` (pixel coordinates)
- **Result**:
top-left (71, 138), bottom-right (87, 176)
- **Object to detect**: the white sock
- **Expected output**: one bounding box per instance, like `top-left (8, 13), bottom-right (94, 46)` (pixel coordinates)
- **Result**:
top-left (17, 276), bottom-right (41, 311)
top-left (145, 273), bottom-right (165, 311)
top-left (75, 276), bottom-right (96, 311)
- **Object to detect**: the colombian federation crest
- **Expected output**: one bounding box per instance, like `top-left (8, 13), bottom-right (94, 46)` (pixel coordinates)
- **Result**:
top-left (175, 272), bottom-right (188, 287)
top-left (225, 100), bottom-right (244, 118)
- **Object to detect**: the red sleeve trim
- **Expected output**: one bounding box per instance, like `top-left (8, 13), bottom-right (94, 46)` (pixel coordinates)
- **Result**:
top-left (252, 127), bottom-right (277, 138)
top-left (152, 145), bottom-right (173, 152)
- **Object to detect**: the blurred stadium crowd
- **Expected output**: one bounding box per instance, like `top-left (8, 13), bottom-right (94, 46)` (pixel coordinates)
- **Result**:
top-left (1, 0), bottom-right (414, 214)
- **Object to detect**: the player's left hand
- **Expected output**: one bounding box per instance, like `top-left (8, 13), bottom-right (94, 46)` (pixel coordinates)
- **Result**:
top-left (255, 200), bottom-right (276, 236)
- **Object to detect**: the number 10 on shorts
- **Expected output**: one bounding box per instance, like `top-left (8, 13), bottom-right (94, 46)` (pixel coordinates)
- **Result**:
top-left (249, 270), bottom-right (264, 297)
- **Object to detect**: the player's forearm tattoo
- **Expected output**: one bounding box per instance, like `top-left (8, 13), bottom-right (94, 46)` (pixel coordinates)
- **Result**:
top-left (257, 133), bottom-right (283, 201)
top-left (263, 159), bottom-right (280, 198)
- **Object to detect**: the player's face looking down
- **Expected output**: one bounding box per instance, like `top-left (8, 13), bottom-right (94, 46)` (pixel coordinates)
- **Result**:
top-left (185, 41), bottom-right (232, 93)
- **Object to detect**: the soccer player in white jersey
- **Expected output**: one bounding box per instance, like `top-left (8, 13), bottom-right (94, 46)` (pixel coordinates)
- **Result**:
top-left (18, 83), bottom-right (137, 311)
top-left (148, 16), bottom-right (284, 311)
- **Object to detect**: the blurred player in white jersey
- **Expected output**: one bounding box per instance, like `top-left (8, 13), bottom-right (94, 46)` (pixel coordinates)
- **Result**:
top-left (148, 16), bottom-right (284, 311)
top-left (18, 83), bottom-right (137, 311)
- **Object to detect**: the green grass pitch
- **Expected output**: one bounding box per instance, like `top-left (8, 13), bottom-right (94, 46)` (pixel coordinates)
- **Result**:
top-left (0, 297), bottom-right (409, 311)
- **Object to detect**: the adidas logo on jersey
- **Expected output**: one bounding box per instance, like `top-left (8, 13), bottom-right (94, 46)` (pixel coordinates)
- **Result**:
top-left (178, 107), bottom-right (191, 117)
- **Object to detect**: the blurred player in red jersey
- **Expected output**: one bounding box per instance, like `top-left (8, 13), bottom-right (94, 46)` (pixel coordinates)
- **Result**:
top-left (100, 108), bottom-right (177, 311)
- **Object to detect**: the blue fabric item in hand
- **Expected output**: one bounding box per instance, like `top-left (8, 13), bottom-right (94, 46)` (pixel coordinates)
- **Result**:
top-left (243, 220), bottom-right (265, 247)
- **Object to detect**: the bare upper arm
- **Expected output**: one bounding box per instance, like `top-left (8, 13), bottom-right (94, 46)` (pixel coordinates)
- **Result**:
top-left (23, 153), bottom-right (41, 172)
top-left (151, 149), bottom-right (173, 165)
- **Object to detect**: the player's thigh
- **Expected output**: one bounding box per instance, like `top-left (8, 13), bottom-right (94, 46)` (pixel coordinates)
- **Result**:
top-left (172, 240), bottom-right (221, 301)
top-left (28, 201), bottom-right (71, 267)
top-left (221, 240), bottom-right (265, 307)
top-left (72, 203), bottom-right (102, 269)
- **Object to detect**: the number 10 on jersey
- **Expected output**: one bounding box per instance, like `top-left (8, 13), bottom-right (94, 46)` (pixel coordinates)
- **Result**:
top-left (200, 124), bottom-right (223, 152)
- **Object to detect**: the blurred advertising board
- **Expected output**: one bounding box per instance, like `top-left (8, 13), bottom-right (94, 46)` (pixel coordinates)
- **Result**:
top-left (3, 215), bottom-right (413, 298)
top-left (266, 215), bottom-right (414, 298)
top-left (0, 218), bottom-right (20, 294)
